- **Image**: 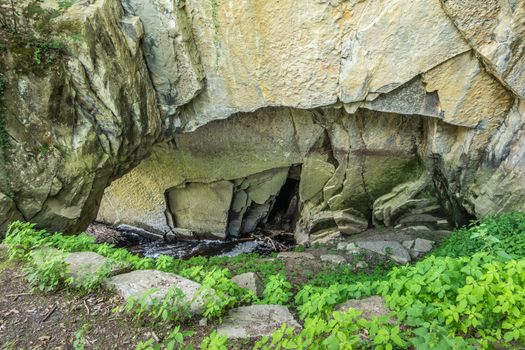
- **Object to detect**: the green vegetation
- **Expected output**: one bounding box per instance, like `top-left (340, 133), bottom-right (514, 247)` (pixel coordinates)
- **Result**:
top-left (136, 326), bottom-right (195, 350)
top-left (2, 212), bottom-right (525, 349)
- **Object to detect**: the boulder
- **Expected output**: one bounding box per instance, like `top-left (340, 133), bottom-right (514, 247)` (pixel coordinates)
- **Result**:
top-left (167, 181), bottom-right (234, 239)
top-left (216, 305), bottom-right (301, 339)
top-left (356, 241), bottom-right (411, 264)
top-left (231, 272), bottom-right (264, 298)
top-left (277, 252), bottom-right (315, 260)
top-left (413, 238), bottom-right (434, 253)
top-left (320, 255), bottom-right (347, 264)
top-left (104, 270), bottom-right (208, 314)
top-left (336, 296), bottom-right (391, 320)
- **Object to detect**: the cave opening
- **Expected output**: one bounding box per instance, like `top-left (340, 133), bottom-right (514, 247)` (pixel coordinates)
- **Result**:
top-left (259, 166), bottom-right (301, 233)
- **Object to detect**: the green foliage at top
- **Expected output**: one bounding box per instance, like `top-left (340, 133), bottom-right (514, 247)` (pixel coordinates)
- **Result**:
top-left (435, 211), bottom-right (525, 258)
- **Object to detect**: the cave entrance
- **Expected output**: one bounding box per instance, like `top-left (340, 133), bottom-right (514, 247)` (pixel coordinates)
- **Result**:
top-left (259, 166), bottom-right (301, 233)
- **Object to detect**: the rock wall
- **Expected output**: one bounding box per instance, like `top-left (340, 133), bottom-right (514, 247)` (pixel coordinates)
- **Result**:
top-left (1, 0), bottom-right (524, 240)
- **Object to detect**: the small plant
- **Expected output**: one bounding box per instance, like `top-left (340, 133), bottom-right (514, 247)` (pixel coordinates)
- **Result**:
top-left (201, 330), bottom-right (228, 350)
top-left (24, 249), bottom-right (67, 293)
top-left (136, 326), bottom-right (195, 350)
top-left (120, 287), bottom-right (192, 325)
top-left (72, 323), bottom-right (90, 350)
top-left (261, 273), bottom-right (292, 305)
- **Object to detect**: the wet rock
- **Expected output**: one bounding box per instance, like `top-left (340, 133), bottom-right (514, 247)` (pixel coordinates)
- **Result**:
top-left (356, 241), bottom-right (410, 264)
top-left (216, 305), bottom-right (301, 339)
top-left (413, 238), bottom-right (434, 253)
top-left (104, 270), bottom-right (208, 314)
top-left (336, 296), bottom-right (391, 320)
top-left (277, 252), bottom-right (315, 260)
top-left (232, 272), bottom-right (264, 298)
top-left (320, 254), bottom-right (347, 264)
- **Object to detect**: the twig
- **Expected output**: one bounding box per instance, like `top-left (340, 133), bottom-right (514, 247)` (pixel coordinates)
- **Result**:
top-left (83, 299), bottom-right (90, 315)
top-left (6, 292), bottom-right (32, 297)
top-left (151, 331), bottom-right (160, 343)
top-left (41, 305), bottom-right (57, 322)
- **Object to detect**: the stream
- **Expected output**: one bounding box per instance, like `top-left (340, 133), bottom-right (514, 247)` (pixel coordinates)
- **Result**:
top-left (88, 223), bottom-right (293, 259)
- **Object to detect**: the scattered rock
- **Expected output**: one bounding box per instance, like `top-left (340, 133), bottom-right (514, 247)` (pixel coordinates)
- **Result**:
top-left (216, 305), bottom-right (301, 339)
top-left (320, 254), bottom-right (346, 264)
top-left (277, 252), bottom-right (315, 260)
top-left (64, 252), bottom-right (126, 279)
top-left (356, 241), bottom-right (411, 264)
top-left (402, 240), bottom-right (414, 250)
top-left (104, 270), bottom-right (208, 314)
top-left (232, 272), bottom-right (264, 298)
top-left (337, 242), bottom-right (360, 254)
top-left (401, 225), bottom-right (431, 232)
top-left (355, 261), bottom-right (368, 269)
top-left (413, 238), bottom-right (434, 253)
top-left (199, 318), bottom-right (208, 327)
top-left (336, 296), bottom-right (391, 320)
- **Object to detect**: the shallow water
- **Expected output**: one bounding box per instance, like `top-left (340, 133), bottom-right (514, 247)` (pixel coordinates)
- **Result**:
top-left (128, 239), bottom-right (273, 259)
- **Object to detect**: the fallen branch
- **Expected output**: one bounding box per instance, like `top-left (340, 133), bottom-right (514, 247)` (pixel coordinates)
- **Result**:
top-left (6, 292), bottom-right (31, 298)
top-left (41, 305), bottom-right (57, 322)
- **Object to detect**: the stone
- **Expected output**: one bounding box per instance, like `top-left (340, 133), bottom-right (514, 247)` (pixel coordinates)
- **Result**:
top-left (336, 296), bottom-right (390, 320)
top-left (402, 240), bottom-right (414, 250)
top-left (64, 252), bottom-right (126, 279)
top-left (413, 238), bottom-right (434, 253)
top-left (231, 272), bottom-right (264, 298)
top-left (356, 241), bottom-right (411, 264)
top-left (167, 181), bottom-right (234, 239)
top-left (277, 252), bottom-right (315, 260)
top-left (216, 305), bottom-right (301, 339)
top-left (199, 318), bottom-right (208, 327)
top-left (104, 270), bottom-right (208, 314)
top-left (299, 153), bottom-right (335, 202)
top-left (320, 255), bottom-right (346, 264)
top-left (401, 226), bottom-right (431, 232)
top-left (355, 261), bottom-right (368, 269)
top-left (440, 0), bottom-right (525, 99)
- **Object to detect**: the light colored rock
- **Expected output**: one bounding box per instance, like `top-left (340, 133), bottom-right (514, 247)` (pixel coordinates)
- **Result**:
top-left (413, 238), bottom-right (434, 253)
top-left (121, 0), bottom-right (204, 115)
top-left (216, 305), bottom-right (301, 339)
top-left (356, 241), bottom-right (411, 264)
top-left (64, 252), bottom-right (125, 278)
top-left (401, 226), bottom-right (431, 232)
top-left (320, 254), bottom-right (346, 264)
top-left (440, 0), bottom-right (525, 99)
top-left (277, 252), bottom-right (315, 260)
top-left (336, 296), bottom-right (390, 320)
top-left (167, 181), bottom-right (234, 239)
top-left (105, 270), bottom-right (208, 314)
top-left (402, 240), bottom-right (414, 250)
top-left (231, 272), bottom-right (264, 298)
top-left (355, 261), bottom-right (368, 269)
top-left (299, 153), bottom-right (335, 202)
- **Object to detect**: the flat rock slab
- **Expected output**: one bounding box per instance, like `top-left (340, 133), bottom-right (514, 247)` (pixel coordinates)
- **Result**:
top-left (30, 248), bottom-right (124, 279)
top-left (104, 270), bottom-right (206, 314)
top-left (320, 254), bottom-right (346, 264)
top-left (277, 252), bottom-right (315, 260)
top-left (336, 296), bottom-right (391, 320)
top-left (232, 272), bottom-right (264, 298)
top-left (356, 241), bottom-right (410, 264)
top-left (413, 238), bottom-right (434, 253)
top-left (217, 305), bottom-right (301, 339)
top-left (65, 252), bottom-right (126, 278)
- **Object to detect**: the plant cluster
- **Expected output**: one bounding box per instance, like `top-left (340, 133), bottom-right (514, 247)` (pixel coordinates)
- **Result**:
top-left (3, 212), bottom-right (525, 349)
top-left (136, 326), bottom-right (195, 350)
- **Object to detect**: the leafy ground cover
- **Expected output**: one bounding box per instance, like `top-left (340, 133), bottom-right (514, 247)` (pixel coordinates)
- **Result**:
top-left (1, 212), bottom-right (525, 349)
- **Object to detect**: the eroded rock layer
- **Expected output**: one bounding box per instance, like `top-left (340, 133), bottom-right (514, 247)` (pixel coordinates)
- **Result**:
top-left (1, 0), bottom-right (524, 241)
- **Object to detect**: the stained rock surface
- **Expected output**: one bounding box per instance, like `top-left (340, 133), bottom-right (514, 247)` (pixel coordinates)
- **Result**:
top-left (216, 305), bottom-right (301, 339)
top-left (1, 0), bottom-right (524, 241)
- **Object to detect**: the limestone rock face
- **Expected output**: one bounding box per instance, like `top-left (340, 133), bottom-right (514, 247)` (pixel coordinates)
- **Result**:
top-left (440, 0), bottom-right (525, 99)
top-left (1, 0), bottom-right (525, 239)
